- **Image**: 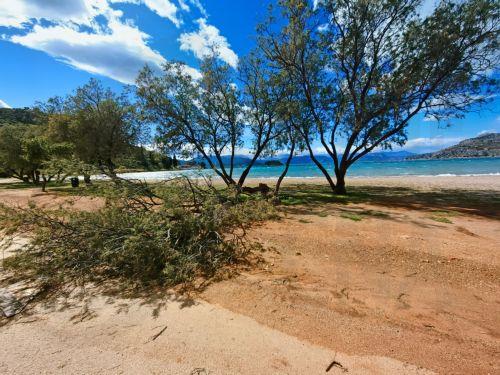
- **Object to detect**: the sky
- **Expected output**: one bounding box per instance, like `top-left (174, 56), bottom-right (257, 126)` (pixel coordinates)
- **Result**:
top-left (0, 0), bottom-right (498, 155)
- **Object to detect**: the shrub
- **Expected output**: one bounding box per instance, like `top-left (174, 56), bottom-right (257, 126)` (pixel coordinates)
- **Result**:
top-left (0, 178), bottom-right (276, 294)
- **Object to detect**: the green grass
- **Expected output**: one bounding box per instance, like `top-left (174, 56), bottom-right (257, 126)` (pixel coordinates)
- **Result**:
top-left (340, 212), bottom-right (363, 221)
top-left (359, 209), bottom-right (390, 218)
top-left (428, 216), bottom-right (453, 224)
top-left (298, 218), bottom-right (313, 223)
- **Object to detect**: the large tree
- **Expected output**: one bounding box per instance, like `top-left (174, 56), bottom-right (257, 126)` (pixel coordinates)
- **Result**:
top-left (137, 58), bottom-right (244, 186)
top-left (259, 0), bottom-right (499, 193)
top-left (0, 123), bottom-right (73, 187)
top-left (137, 52), bottom-right (287, 189)
top-left (43, 79), bottom-right (143, 179)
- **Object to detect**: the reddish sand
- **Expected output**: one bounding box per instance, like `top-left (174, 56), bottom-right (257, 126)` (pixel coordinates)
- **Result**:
top-left (1, 176), bottom-right (499, 374)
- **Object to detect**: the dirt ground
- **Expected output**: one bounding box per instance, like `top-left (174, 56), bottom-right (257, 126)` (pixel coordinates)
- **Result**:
top-left (0, 176), bottom-right (499, 374)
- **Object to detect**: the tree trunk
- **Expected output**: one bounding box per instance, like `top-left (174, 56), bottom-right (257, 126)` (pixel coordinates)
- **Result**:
top-left (34, 170), bottom-right (40, 185)
top-left (237, 148), bottom-right (264, 188)
top-left (304, 141), bottom-right (336, 192)
top-left (41, 175), bottom-right (47, 192)
top-left (275, 140), bottom-right (295, 197)
top-left (333, 169), bottom-right (347, 195)
top-left (83, 173), bottom-right (91, 184)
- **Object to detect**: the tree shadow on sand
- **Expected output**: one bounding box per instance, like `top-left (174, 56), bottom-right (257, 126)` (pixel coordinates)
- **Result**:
top-left (278, 184), bottom-right (499, 220)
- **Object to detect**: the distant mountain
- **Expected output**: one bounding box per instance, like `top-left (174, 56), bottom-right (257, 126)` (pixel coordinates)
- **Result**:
top-left (407, 133), bottom-right (500, 160)
top-left (283, 151), bottom-right (414, 164)
top-left (189, 150), bottom-right (415, 168)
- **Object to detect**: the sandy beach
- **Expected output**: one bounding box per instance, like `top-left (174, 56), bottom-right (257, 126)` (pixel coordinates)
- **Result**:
top-left (1, 175), bottom-right (499, 374)
top-left (245, 174), bottom-right (500, 191)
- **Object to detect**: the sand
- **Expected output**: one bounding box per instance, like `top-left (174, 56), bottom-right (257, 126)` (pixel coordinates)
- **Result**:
top-left (0, 295), bottom-right (431, 375)
top-left (245, 174), bottom-right (500, 191)
top-left (0, 175), bottom-right (499, 374)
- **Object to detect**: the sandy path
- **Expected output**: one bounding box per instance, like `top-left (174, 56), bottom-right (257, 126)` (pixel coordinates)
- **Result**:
top-left (0, 295), bottom-right (430, 374)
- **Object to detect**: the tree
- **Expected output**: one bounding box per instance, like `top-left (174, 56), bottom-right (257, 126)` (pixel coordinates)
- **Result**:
top-left (237, 51), bottom-right (288, 187)
top-left (0, 124), bottom-right (35, 182)
top-left (0, 122), bottom-right (74, 189)
top-left (259, 0), bottom-right (499, 194)
top-left (137, 50), bottom-right (290, 190)
top-left (137, 57), bottom-right (245, 186)
top-left (43, 79), bottom-right (143, 179)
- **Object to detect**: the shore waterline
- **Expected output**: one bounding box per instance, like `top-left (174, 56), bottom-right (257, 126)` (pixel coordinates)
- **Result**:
top-left (110, 157), bottom-right (500, 181)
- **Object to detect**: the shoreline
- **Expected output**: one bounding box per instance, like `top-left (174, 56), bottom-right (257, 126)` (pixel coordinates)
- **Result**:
top-left (236, 174), bottom-right (500, 191)
top-left (2, 173), bottom-right (500, 191)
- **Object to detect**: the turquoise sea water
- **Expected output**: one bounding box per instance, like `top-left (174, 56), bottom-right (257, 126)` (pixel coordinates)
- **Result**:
top-left (115, 157), bottom-right (500, 180)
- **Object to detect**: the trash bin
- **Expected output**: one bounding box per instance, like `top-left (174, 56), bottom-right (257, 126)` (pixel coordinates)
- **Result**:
top-left (70, 177), bottom-right (79, 188)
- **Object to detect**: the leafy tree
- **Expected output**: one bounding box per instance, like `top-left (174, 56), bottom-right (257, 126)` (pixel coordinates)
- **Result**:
top-left (259, 0), bottom-right (499, 193)
top-left (137, 51), bottom-right (289, 189)
top-left (237, 51), bottom-right (288, 187)
top-left (0, 124), bottom-right (35, 182)
top-left (0, 122), bottom-right (74, 188)
top-left (43, 79), bottom-right (143, 179)
top-left (137, 58), bottom-right (244, 186)
top-left (0, 108), bottom-right (40, 126)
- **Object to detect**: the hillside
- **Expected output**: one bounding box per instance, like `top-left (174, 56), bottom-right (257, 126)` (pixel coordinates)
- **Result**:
top-left (0, 108), bottom-right (40, 125)
top-left (408, 133), bottom-right (500, 160)
top-left (191, 151), bottom-right (415, 168)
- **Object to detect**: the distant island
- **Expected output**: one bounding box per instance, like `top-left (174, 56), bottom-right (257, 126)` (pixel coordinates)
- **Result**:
top-left (263, 160), bottom-right (283, 166)
top-left (407, 133), bottom-right (500, 160)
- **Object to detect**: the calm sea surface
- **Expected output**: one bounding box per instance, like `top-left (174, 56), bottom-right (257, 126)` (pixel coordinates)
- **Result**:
top-left (113, 157), bottom-right (500, 181)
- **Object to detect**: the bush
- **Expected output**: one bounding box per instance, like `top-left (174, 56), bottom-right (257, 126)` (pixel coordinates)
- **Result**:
top-left (0, 178), bottom-right (276, 293)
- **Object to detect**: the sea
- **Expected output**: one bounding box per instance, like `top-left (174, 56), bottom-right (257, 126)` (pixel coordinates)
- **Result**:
top-left (113, 157), bottom-right (500, 181)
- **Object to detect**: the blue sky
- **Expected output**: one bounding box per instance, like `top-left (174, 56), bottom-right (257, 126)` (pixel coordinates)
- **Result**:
top-left (0, 0), bottom-right (498, 154)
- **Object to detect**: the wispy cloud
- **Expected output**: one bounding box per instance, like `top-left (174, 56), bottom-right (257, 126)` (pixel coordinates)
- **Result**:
top-left (0, 99), bottom-right (11, 108)
top-left (1, 0), bottom-right (209, 84)
top-left (0, 0), bottom-right (100, 28)
top-left (477, 129), bottom-right (497, 136)
top-left (112, 0), bottom-right (181, 27)
top-left (10, 20), bottom-right (166, 84)
top-left (179, 18), bottom-right (238, 68)
top-left (401, 136), bottom-right (464, 152)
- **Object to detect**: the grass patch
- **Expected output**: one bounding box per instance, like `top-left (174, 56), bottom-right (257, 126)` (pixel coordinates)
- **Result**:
top-left (359, 209), bottom-right (390, 218)
top-left (430, 210), bottom-right (459, 217)
top-left (340, 212), bottom-right (363, 221)
top-left (428, 216), bottom-right (453, 224)
top-left (298, 218), bottom-right (313, 223)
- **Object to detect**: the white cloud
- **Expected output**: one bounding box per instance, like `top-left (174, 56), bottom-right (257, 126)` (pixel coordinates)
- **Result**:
top-left (402, 136), bottom-right (463, 151)
top-left (3, 0), bottom-right (202, 84)
top-left (10, 20), bottom-right (166, 84)
top-left (178, 0), bottom-right (190, 12)
top-left (179, 18), bottom-right (238, 68)
top-left (477, 129), bottom-right (496, 136)
top-left (0, 99), bottom-right (11, 108)
top-left (110, 0), bottom-right (181, 27)
top-left (0, 0), bottom-right (113, 28)
top-left (187, 0), bottom-right (207, 17)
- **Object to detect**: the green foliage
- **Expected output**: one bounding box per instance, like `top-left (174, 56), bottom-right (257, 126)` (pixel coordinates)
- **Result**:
top-left (0, 179), bottom-right (276, 291)
top-left (259, 0), bottom-right (499, 193)
top-left (340, 212), bottom-right (363, 222)
top-left (428, 216), bottom-right (453, 224)
top-left (0, 108), bottom-right (40, 126)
